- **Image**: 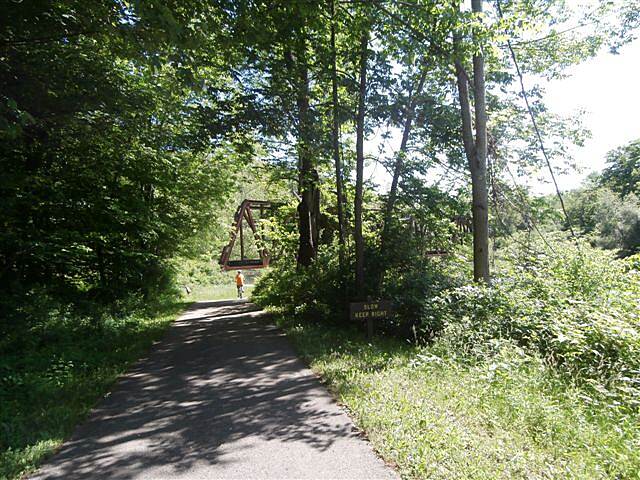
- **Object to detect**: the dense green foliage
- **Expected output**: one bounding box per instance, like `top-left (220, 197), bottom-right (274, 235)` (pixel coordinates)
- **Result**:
top-left (253, 179), bottom-right (470, 335)
top-left (427, 241), bottom-right (640, 403)
top-left (0, 1), bottom-right (255, 311)
top-left (2, 0), bottom-right (634, 304)
top-left (255, 237), bottom-right (640, 407)
top-left (256, 237), bottom-right (640, 477)
top-left (601, 138), bottom-right (640, 198)
top-left (565, 185), bottom-right (640, 256)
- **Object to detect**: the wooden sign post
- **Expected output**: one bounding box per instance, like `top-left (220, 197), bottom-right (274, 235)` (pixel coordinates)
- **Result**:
top-left (349, 300), bottom-right (393, 339)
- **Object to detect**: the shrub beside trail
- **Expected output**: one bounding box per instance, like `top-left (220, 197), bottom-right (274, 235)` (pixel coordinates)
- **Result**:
top-left (254, 240), bottom-right (640, 410)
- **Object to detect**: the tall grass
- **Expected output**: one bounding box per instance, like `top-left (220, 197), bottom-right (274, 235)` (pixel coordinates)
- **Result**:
top-left (275, 316), bottom-right (640, 479)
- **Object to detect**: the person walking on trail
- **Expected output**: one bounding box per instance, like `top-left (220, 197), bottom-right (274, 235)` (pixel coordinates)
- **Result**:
top-left (235, 270), bottom-right (245, 299)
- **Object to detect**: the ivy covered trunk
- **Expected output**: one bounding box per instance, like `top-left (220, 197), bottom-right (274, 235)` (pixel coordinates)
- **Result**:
top-left (291, 25), bottom-right (317, 268)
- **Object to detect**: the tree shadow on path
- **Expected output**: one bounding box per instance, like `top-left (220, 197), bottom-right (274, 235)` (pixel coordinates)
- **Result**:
top-left (30, 300), bottom-right (389, 480)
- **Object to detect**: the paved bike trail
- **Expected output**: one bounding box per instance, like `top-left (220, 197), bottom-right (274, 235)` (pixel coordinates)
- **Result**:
top-left (31, 300), bottom-right (397, 480)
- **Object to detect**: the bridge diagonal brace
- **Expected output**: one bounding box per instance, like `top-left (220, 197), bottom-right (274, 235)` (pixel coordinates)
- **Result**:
top-left (219, 199), bottom-right (276, 271)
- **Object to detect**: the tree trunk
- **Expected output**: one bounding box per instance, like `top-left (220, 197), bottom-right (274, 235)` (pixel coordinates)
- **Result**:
top-left (288, 32), bottom-right (317, 268)
top-left (354, 28), bottom-right (368, 298)
top-left (454, 0), bottom-right (490, 283)
top-left (382, 66), bottom-right (428, 247)
top-left (471, 0), bottom-right (490, 283)
top-left (310, 168), bottom-right (321, 254)
top-left (454, 59), bottom-right (474, 160)
top-left (96, 242), bottom-right (107, 291)
top-left (331, 0), bottom-right (346, 267)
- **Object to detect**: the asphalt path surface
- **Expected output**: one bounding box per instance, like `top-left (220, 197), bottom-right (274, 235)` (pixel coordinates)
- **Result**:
top-left (31, 300), bottom-right (397, 480)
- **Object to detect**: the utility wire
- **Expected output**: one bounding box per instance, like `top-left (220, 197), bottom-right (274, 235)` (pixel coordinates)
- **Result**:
top-left (495, 0), bottom-right (578, 244)
top-left (489, 147), bottom-right (554, 256)
top-left (503, 162), bottom-right (557, 254)
top-left (361, 0), bottom-right (578, 252)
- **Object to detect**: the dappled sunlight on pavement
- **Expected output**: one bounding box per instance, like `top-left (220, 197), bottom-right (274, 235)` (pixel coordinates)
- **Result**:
top-left (31, 300), bottom-right (396, 480)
